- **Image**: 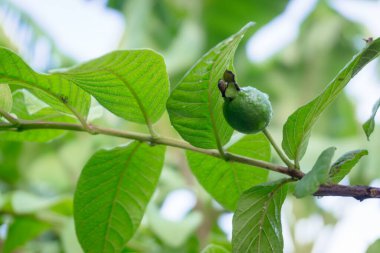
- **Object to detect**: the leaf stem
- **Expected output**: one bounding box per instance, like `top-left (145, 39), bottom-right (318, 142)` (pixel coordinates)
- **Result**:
top-left (262, 128), bottom-right (294, 169)
top-left (0, 109), bottom-right (20, 125)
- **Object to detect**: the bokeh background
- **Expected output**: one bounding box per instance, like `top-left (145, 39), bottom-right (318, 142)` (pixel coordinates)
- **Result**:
top-left (1, 0), bottom-right (380, 252)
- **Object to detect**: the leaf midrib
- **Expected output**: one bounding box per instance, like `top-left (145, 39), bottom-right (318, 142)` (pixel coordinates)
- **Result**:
top-left (102, 143), bottom-right (141, 253)
top-left (1, 74), bottom-right (83, 118)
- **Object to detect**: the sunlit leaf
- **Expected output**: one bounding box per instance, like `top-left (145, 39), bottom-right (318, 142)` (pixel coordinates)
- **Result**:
top-left (232, 180), bottom-right (288, 253)
top-left (363, 97), bottom-right (380, 140)
top-left (329, 149), bottom-right (368, 184)
top-left (0, 83), bottom-right (12, 114)
top-left (3, 216), bottom-right (50, 253)
top-left (187, 134), bottom-right (270, 210)
top-left (74, 142), bottom-right (166, 253)
top-left (0, 47), bottom-right (90, 119)
top-left (167, 22), bottom-right (254, 149)
top-left (61, 50), bottom-right (169, 124)
top-left (294, 147), bottom-right (336, 198)
top-left (282, 38), bottom-right (380, 163)
top-left (201, 244), bottom-right (230, 253)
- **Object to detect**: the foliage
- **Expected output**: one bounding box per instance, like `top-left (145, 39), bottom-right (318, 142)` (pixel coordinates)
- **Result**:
top-left (1, 1), bottom-right (380, 253)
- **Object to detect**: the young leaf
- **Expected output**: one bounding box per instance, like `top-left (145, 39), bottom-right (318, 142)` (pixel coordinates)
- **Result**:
top-left (187, 133), bottom-right (270, 210)
top-left (0, 47), bottom-right (90, 119)
top-left (329, 149), bottom-right (368, 184)
top-left (167, 22), bottom-right (254, 149)
top-left (3, 216), bottom-right (50, 253)
top-left (282, 38), bottom-right (380, 163)
top-left (232, 180), bottom-right (288, 253)
top-left (0, 83), bottom-right (12, 113)
top-left (363, 97), bottom-right (380, 140)
top-left (60, 50), bottom-right (169, 125)
top-left (201, 244), bottom-right (230, 253)
top-left (294, 147), bottom-right (336, 198)
top-left (0, 92), bottom-right (76, 142)
top-left (74, 142), bottom-right (165, 253)
top-left (367, 239), bottom-right (380, 253)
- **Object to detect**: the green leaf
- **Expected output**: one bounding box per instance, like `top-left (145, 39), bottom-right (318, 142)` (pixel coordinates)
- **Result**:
top-left (201, 244), bottom-right (230, 253)
top-left (0, 91), bottom-right (76, 142)
top-left (74, 142), bottom-right (166, 253)
top-left (60, 50), bottom-right (169, 124)
top-left (0, 47), bottom-right (90, 119)
top-left (363, 97), bottom-right (380, 140)
top-left (329, 149), bottom-right (368, 184)
top-left (187, 133), bottom-right (270, 210)
top-left (0, 83), bottom-right (12, 113)
top-left (367, 239), bottom-right (380, 253)
top-left (3, 216), bottom-right (50, 253)
top-left (282, 38), bottom-right (380, 162)
top-left (294, 147), bottom-right (336, 198)
top-left (167, 22), bottom-right (254, 149)
top-left (232, 180), bottom-right (288, 253)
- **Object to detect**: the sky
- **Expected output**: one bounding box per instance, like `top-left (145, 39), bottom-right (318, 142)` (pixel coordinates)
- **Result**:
top-left (1, 0), bottom-right (380, 252)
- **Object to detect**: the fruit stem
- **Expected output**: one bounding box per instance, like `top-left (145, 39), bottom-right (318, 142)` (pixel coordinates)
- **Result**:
top-left (262, 128), bottom-right (295, 169)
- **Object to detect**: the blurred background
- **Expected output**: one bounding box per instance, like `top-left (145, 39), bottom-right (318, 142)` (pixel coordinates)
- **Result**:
top-left (0, 0), bottom-right (380, 252)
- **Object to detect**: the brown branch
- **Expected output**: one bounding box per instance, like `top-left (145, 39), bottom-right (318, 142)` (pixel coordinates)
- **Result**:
top-left (1, 119), bottom-right (380, 200)
top-left (314, 184), bottom-right (380, 201)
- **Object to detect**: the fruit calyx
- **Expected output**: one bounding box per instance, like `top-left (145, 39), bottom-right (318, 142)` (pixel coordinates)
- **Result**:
top-left (218, 70), bottom-right (240, 101)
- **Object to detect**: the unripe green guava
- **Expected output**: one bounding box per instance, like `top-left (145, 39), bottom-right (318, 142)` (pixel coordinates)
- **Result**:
top-left (218, 70), bottom-right (272, 134)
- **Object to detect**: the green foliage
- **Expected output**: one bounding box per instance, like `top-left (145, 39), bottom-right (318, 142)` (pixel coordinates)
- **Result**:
top-left (232, 180), bottom-right (289, 253)
top-left (166, 22), bottom-right (253, 149)
top-left (0, 83), bottom-right (12, 113)
top-left (3, 216), bottom-right (50, 253)
top-left (367, 239), bottom-right (380, 253)
top-left (294, 147), bottom-right (336, 198)
top-left (282, 39), bottom-right (380, 164)
top-left (61, 50), bottom-right (169, 125)
top-left (1, 4), bottom-right (380, 252)
top-left (0, 47), bottom-right (90, 119)
top-left (74, 142), bottom-right (165, 253)
top-left (201, 244), bottom-right (230, 253)
top-left (0, 92), bottom-right (76, 142)
top-left (363, 98), bottom-right (380, 140)
top-left (329, 149), bottom-right (368, 183)
top-left (187, 134), bottom-right (270, 210)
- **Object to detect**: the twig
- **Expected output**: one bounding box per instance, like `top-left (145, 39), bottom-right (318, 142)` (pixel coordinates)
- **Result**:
top-left (263, 128), bottom-right (294, 168)
top-left (1, 120), bottom-right (380, 200)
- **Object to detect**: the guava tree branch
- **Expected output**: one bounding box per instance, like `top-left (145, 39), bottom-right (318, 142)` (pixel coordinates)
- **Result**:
top-left (0, 118), bottom-right (379, 200)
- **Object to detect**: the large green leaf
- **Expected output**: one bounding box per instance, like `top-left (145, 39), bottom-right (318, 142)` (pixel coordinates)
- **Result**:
top-left (3, 216), bottom-right (50, 253)
top-left (60, 50), bottom-right (169, 124)
top-left (294, 147), bottom-right (336, 198)
top-left (74, 142), bottom-right (165, 253)
top-left (363, 97), bottom-right (380, 140)
top-left (0, 47), bottom-right (90, 119)
top-left (201, 244), bottom-right (230, 253)
top-left (167, 22), bottom-right (254, 149)
top-left (232, 180), bottom-right (288, 253)
top-left (282, 38), bottom-right (380, 162)
top-left (187, 133), bottom-right (270, 210)
top-left (329, 149), bottom-right (368, 184)
top-left (0, 83), bottom-right (12, 113)
top-left (0, 92), bottom-right (76, 142)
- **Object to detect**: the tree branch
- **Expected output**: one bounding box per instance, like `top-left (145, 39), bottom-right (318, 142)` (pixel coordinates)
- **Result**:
top-left (314, 184), bottom-right (380, 201)
top-left (1, 119), bottom-right (379, 200)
